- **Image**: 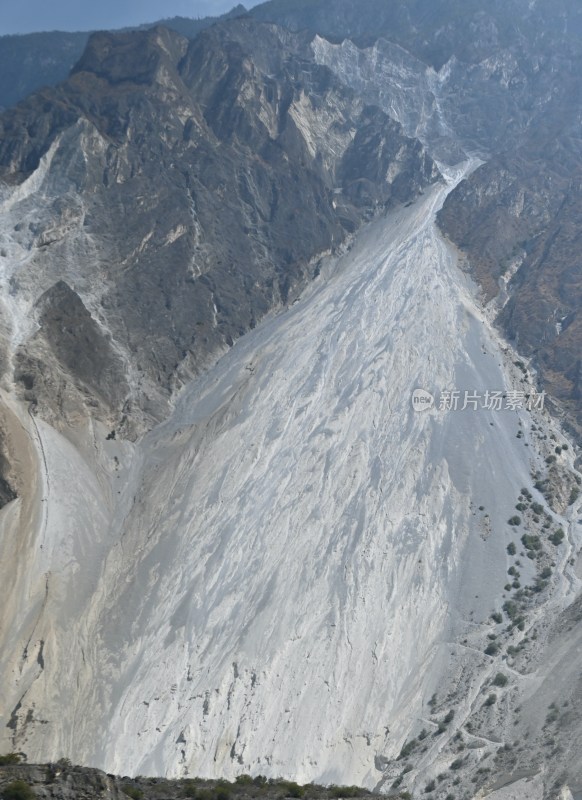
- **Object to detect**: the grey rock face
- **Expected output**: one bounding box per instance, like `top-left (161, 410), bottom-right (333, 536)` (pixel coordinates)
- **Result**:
top-left (15, 281), bottom-right (129, 427)
top-left (0, 5), bottom-right (581, 797)
top-left (438, 139), bottom-right (582, 444)
top-left (298, 1), bottom-right (582, 447)
top-left (0, 19), bottom-right (438, 433)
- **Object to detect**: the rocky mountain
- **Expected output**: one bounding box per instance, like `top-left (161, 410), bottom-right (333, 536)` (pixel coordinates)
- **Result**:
top-left (438, 136), bottom-right (582, 446)
top-left (0, 31), bottom-right (89, 113)
top-left (283, 0), bottom-right (582, 449)
top-left (0, 6), bottom-right (248, 112)
top-left (0, 3), bottom-right (582, 800)
top-left (0, 20), bottom-right (437, 435)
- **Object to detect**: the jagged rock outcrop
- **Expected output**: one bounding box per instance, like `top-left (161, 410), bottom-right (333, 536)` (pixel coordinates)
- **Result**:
top-left (0, 19), bottom-right (438, 433)
top-left (0, 6), bottom-right (249, 112)
top-left (14, 281), bottom-right (130, 427)
top-left (438, 137), bottom-right (582, 444)
top-left (289, 0), bottom-right (582, 449)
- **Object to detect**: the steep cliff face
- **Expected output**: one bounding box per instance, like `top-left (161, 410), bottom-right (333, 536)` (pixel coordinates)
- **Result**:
top-left (0, 20), bottom-right (438, 435)
top-left (1, 6), bottom-right (582, 800)
top-left (2, 154), bottom-right (580, 800)
top-left (298, 2), bottom-right (582, 449)
top-left (438, 138), bottom-right (582, 444)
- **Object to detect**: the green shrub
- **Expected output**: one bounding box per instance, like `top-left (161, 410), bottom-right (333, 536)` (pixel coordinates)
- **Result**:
top-left (550, 529), bottom-right (565, 545)
top-left (121, 786), bottom-right (143, 800)
top-left (235, 775), bottom-right (254, 786)
top-left (450, 758), bottom-right (464, 770)
top-left (531, 502), bottom-right (544, 515)
top-left (195, 790), bottom-right (215, 800)
top-left (328, 787), bottom-right (362, 798)
top-left (508, 516), bottom-right (522, 526)
top-left (0, 754), bottom-right (21, 766)
top-left (540, 566), bottom-right (552, 579)
top-left (521, 534), bottom-right (542, 551)
top-left (491, 612), bottom-right (503, 624)
top-left (493, 673), bottom-right (508, 687)
top-left (281, 783), bottom-right (304, 798)
top-left (1, 781), bottom-right (35, 800)
top-left (503, 600), bottom-right (519, 619)
top-left (398, 739), bottom-right (417, 759)
top-left (485, 642), bottom-right (499, 656)
top-left (424, 780), bottom-right (436, 793)
top-left (569, 488), bottom-right (580, 506)
top-left (485, 693), bottom-right (497, 706)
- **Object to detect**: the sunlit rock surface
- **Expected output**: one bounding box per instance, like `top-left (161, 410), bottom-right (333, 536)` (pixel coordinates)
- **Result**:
top-left (0, 10), bottom-right (582, 800)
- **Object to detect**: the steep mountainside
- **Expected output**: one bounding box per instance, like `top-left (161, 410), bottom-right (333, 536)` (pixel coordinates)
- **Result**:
top-left (252, 0), bottom-right (582, 69)
top-left (279, 0), bottom-right (582, 449)
top-left (0, 6), bottom-right (248, 112)
top-left (0, 4), bottom-right (582, 800)
top-left (0, 20), bottom-right (437, 435)
top-left (438, 137), bottom-right (582, 445)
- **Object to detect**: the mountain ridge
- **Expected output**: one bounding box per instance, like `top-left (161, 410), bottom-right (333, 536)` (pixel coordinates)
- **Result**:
top-left (0, 4), bottom-right (582, 798)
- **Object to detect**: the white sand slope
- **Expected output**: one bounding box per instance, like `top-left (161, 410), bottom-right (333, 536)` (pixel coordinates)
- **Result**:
top-left (0, 163), bottom-right (580, 795)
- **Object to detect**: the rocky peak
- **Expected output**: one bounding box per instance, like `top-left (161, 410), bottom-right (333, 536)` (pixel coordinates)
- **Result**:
top-left (71, 27), bottom-right (190, 89)
top-left (0, 17), bottom-right (438, 436)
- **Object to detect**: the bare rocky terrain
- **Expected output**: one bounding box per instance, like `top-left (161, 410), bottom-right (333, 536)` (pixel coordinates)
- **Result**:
top-left (0, 761), bottom-right (382, 800)
top-left (0, 3), bottom-right (582, 800)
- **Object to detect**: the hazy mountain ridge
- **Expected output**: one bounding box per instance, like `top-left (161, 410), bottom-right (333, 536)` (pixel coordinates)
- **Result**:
top-left (0, 5), bottom-right (249, 113)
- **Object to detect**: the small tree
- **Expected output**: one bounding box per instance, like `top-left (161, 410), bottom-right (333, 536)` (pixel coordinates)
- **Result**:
top-left (1, 781), bottom-right (35, 800)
